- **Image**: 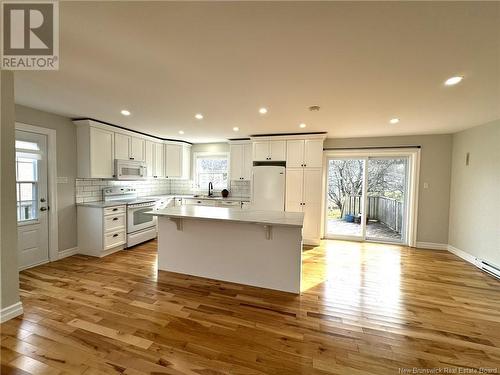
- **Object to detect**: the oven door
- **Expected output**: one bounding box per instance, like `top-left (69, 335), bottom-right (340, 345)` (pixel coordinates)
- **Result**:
top-left (127, 206), bottom-right (157, 233)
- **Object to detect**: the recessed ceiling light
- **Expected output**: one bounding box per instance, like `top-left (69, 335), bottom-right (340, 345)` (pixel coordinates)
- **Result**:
top-left (195, 113), bottom-right (204, 120)
top-left (233, 127), bottom-right (239, 132)
top-left (299, 123), bottom-right (307, 128)
top-left (444, 76), bottom-right (463, 86)
top-left (178, 130), bottom-right (184, 135)
top-left (389, 118), bottom-right (400, 124)
top-left (120, 109), bottom-right (131, 116)
top-left (259, 107), bottom-right (268, 114)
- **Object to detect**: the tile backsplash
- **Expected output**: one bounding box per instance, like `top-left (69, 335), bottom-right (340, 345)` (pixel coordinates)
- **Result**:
top-left (75, 179), bottom-right (171, 203)
top-left (75, 179), bottom-right (251, 203)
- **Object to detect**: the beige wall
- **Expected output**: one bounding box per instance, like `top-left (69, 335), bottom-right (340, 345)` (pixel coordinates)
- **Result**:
top-left (1, 71), bottom-right (21, 309)
top-left (15, 105), bottom-right (77, 251)
top-left (324, 134), bottom-right (453, 244)
top-left (448, 119), bottom-right (500, 266)
top-left (191, 142), bottom-right (229, 154)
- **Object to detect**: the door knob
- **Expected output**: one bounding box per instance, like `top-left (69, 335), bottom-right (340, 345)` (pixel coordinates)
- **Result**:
top-left (40, 198), bottom-right (46, 202)
top-left (40, 207), bottom-right (48, 211)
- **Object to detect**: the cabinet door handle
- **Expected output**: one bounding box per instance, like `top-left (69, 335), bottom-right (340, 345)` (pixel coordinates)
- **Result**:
top-left (129, 157), bottom-right (134, 160)
top-left (113, 234), bottom-right (119, 237)
top-left (112, 217), bottom-right (118, 221)
top-left (112, 208), bottom-right (118, 211)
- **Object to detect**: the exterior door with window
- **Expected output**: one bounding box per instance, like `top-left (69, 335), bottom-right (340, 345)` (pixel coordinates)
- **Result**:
top-left (15, 130), bottom-right (49, 269)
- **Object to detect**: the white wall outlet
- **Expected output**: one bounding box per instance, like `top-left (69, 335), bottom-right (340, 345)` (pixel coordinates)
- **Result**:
top-left (423, 182), bottom-right (429, 189)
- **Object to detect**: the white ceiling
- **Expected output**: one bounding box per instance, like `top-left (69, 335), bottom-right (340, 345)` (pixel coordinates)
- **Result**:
top-left (15, 1), bottom-right (500, 143)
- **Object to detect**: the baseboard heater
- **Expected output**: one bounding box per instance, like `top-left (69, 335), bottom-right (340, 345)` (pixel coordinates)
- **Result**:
top-left (480, 261), bottom-right (500, 280)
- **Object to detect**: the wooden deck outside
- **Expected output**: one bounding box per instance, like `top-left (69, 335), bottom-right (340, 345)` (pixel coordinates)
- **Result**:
top-left (1, 239), bottom-right (500, 374)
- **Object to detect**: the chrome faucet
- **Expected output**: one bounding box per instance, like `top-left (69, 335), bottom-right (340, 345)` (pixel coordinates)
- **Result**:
top-left (208, 182), bottom-right (214, 197)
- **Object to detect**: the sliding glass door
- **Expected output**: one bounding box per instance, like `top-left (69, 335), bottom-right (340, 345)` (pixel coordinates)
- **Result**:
top-left (325, 155), bottom-right (409, 244)
top-left (326, 158), bottom-right (366, 240)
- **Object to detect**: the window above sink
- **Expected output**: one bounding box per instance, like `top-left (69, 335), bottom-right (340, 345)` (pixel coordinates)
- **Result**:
top-left (193, 152), bottom-right (229, 190)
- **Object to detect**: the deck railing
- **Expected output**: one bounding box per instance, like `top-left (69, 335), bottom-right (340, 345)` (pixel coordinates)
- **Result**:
top-left (342, 196), bottom-right (402, 233)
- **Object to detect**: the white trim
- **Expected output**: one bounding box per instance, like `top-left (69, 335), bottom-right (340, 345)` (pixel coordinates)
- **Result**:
top-left (448, 245), bottom-right (481, 267)
top-left (15, 123), bottom-right (59, 262)
top-left (58, 246), bottom-right (79, 259)
top-left (1, 301), bottom-right (23, 323)
top-left (18, 259), bottom-right (49, 271)
top-left (416, 242), bottom-right (448, 250)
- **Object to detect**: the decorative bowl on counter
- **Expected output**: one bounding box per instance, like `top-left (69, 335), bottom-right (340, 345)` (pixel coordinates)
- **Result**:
top-left (221, 189), bottom-right (229, 198)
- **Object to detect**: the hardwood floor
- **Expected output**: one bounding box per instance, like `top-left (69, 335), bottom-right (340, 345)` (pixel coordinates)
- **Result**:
top-left (1, 240), bottom-right (500, 374)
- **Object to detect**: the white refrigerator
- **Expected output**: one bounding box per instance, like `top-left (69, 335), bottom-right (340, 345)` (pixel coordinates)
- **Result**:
top-left (252, 166), bottom-right (286, 211)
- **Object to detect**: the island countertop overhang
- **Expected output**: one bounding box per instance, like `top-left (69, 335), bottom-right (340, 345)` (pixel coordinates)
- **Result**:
top-left (148, 206), bottom-right (304, 227)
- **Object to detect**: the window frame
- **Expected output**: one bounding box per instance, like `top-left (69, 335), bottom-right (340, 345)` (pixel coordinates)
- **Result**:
top-left (15, 154), bottom-right (40, 224)
top-left (192, 151), bottom-right (230, 190)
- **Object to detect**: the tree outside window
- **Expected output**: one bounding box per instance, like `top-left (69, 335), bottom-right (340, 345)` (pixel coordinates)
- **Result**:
top-left (194, 153), bottom-right (229, 189)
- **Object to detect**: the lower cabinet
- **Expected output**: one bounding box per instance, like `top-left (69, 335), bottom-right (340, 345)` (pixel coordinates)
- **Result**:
top-left (77, 205), bottom-right (127, 257)
top-left (285, 168), bottom-right (322, 245)
top-left (181, 198), bottom-right (249, 208)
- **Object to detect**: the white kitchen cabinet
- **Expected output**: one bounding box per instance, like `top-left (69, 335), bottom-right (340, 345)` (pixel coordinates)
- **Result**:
top-left (286, 139), bottom-right (323, 168)
top-left (145, 141), bottom-right (154, 177)
top-left (253, 141), bottom-right (269, 161)
top-left (230, 142), bottom-right (252, 180)
top-left (76, 121), bottom-right (115, 179)
top-left (183, 198), bottom-right (217, 207)
top-left (286, 140), bottom-right (305, 168)
top-left (269, 140), bottom-right (286, 161)
top-left (252, 140), bottom-right (286, 161)
top-left (114, 133), bottom-right (130, 160)
top-left (146, 141), bottom-right (165, 178)
top-left (285, 169), bottom-right (304, 212)
top-left (302, 169), bottom-right (322, 242)
top-left (285, 167), bottom-right (322, 245)
top-left (77, 204), bottom-right (127, 257)
top-left (115, 133), bottom-right (145, 161)
top-left (130, 136), bottom-right (145, 161)
top-left (164, 143), bottom-right (190, 179)
top-left (165, 144), bottom-right (182, 178)
top-left (154, 142), bottom-right (164, 178)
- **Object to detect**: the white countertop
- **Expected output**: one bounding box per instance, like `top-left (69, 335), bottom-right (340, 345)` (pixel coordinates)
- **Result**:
top-left (76, 201), bottom-right (128, 208)
top-left (77, 194), bottom-right (251, 208)
top-left (150, 206), bottom-right (304, 227)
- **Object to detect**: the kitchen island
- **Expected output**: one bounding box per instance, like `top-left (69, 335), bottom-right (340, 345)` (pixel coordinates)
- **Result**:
top-left (150, 206), bottom-right (304, 293)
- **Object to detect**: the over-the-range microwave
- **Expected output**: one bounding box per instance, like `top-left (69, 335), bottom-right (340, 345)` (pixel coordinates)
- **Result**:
top-left (115, 159), bottom-right (147, 180)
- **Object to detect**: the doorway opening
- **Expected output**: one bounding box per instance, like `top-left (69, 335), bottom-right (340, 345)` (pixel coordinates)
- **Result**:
top-left (324, 149), bottom-right (419, 246)
top-left (15, 123), bottom-right (58, 270)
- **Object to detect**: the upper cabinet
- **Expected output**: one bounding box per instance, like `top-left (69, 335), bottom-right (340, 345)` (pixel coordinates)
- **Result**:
top-left (165, 143), bottom-right (191, 179)
top-left (230, 142), bottom-right (252, 180)
top-left (252, 140), bottom-right (286, 161)
top-left (145, 141), bottom-right (164, 178)
top-left (286, 139), bottom-right (323, 168)
top-left (114, 133), bottom-right (145, 161)
top-left (75, 119), bottom-right (191, 179)
top-left (89, 127), bottom-right (114, 178)
top-left (75, 120), bottom-right (115, 179)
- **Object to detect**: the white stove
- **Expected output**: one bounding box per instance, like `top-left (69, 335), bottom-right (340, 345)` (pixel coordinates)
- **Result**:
top-left (103, 187), bottom-right (158, 248)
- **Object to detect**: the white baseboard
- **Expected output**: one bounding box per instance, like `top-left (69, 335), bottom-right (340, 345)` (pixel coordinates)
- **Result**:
top-left (58, 246), bottom-right (79, 260)
top-left (447, 244), bottom-right (481, 267)
top-left (416, 242), bottom-right (448, 250)
top-left (1, 301), bottom-right (23, 323)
